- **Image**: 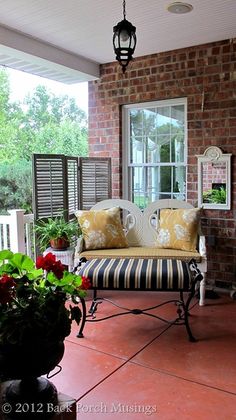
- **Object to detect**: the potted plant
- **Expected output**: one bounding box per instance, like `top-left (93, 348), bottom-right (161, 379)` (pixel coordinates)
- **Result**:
top-left (34, 215), bottom-right (80, 251)
top-left (0, 249), bottom-right (90, 418)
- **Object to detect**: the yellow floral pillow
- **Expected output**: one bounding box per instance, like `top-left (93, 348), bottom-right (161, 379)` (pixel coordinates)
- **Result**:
top-left (156, 208), bottom-right (201, 252)
top-left (75, 207), bottom-right (128, 250)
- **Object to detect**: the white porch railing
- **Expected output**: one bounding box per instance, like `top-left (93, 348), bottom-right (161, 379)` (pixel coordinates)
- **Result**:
top-left (0, 210), bottom-right (36, 260)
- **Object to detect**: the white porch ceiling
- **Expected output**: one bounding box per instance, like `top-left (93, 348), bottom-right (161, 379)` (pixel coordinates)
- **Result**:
top-left (0, 0), bottom-right (235, 83)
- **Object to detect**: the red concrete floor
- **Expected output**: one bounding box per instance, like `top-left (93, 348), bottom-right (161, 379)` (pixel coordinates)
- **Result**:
top-left (51, 291), bottom-right (236, 420)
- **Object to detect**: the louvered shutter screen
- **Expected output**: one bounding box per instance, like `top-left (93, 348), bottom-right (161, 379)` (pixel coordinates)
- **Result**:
top-left (66, 157), bottom-right (79, 220)
top-left (33, 154), bottom-right (79, 220)
top-left (79, 157), bottom-right (111, 209)
top-left (33, 154), bottom-right (111, 218)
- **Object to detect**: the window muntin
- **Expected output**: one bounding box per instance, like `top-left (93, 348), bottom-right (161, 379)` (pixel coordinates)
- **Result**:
top-left (124, 99), bottom-right (187, 208)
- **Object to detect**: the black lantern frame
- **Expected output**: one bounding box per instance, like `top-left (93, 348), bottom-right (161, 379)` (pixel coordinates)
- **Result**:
top-left (113, 0), bottom-right (137, 73)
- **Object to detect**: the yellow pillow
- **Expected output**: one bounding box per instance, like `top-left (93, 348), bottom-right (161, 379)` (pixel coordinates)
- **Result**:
top-left (156, 208), bottom-right (200, 252)
top-left (75, 207), bottom-right (128, 250)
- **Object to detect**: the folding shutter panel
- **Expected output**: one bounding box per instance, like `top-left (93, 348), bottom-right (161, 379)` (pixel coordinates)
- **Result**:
top-left (66, 156), bottom-right (79, 220)
top-left (79, 157), bottom-right (111, 209)
top-left (33, 154), bottom-right (79, 220)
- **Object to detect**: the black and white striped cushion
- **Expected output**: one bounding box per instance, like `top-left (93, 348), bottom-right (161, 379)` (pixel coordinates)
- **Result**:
top-left (78, 258), bottom-right (192, 291)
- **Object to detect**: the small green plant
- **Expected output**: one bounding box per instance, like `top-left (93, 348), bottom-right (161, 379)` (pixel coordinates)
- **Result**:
top-left (203, 187), bottom-right (226, 204)
top-left (34, 216), bottom-right (80, 251)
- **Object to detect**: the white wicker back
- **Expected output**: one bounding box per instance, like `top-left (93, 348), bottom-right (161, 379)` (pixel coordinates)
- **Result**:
top-left (91, 198), bottom-right (194, 247)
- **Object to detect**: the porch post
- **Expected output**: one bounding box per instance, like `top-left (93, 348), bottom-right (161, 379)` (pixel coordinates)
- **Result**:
top-left (8, 209), bottom-right (25, 253)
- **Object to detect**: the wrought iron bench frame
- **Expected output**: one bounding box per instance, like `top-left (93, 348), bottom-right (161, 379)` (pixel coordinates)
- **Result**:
top-left (77, 258), bottom-right (202, 342)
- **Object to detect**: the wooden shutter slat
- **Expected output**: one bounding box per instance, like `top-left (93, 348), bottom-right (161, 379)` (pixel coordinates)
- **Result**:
top-left (66, 157), bottom-right (79, 219)
top-left (79, 157), bottom-right (111, 210)
top-left (33, 154), bottom-right (79, 221)
top-left (33, 154), bottom-right (111, 219)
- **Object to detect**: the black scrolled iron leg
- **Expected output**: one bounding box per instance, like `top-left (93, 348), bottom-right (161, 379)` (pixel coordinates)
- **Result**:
top-left (184, 287), bottom-right (197, 342)
top-left (77, 297), bottom-right (86, 338)
top-left (89, 298), bottom-right (103, 316)
top-left (89, 289), bottom-right (97, 313)
top-left (184, 259), bottom-right (204, 342)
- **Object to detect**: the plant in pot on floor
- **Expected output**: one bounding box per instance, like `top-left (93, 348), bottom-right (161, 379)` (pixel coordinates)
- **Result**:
top-left (35, 215), bottom-right (80, 251)
top-left (0, 249), bottom-right (90, 419)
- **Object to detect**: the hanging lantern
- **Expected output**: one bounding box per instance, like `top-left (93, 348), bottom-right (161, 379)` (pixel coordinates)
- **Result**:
top-left (113, 0), bottom-right (137, 73)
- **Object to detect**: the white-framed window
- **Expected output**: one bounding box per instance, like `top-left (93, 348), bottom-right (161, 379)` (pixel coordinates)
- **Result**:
top-left (122, 98), bottom-right (187, 208)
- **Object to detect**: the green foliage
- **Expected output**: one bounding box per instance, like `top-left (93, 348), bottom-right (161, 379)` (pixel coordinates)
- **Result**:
top-left (0, 69), bottom-right (11, 119)
top-left (33, 120), bottom-right (88, 157)
top-left (0, 160), bottom-right (32, 214)
top-left (34, 216), bottom-right (80, 251)
top-left (0, 251), bottom-right (89, 346)
top-left (203, 187), bottom-right (226, 204)
top-left (24, 85), bottom-right (87, 129)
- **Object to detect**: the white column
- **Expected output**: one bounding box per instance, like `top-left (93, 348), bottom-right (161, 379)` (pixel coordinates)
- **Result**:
top-left (199, 274), bottom-right (206, 306)
top-left (8, 209), bottom-right (25, 253)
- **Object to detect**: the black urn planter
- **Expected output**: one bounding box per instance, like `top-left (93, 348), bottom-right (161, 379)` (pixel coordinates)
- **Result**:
top-left (0, 340), bottom-right (65, 419)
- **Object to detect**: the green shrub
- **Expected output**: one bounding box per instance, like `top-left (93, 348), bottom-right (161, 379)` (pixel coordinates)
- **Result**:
top-left (0, 160), bottom-right (32, 214)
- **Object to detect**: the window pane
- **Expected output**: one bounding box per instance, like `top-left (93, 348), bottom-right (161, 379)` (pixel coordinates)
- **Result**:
top-left (132, 166), bottom-right (162, 206)
top-left (159, 136), bottom-right (170, 162)
top-left (130, 109), bottom-right (143, 137)
top-left (157, 107), bottom-right (171, 136)
top-left (159, 193), bottom-right (172, 199)
top-left (130, 165), bottom-right (186, 206)
top-left (130, 136), bottom-right (144, 164)
top-left (171, 132), bottom-right (184, 162)
top-left (147, 167), bottom-right (160, 202)
top-left (171, 105), bottom-right (185, 134)
top-left (160, 166), bottom-right (171, 192)
top-left (132, 167), bottom-right (148, 209)
top-left (173, 166), bottom-right (186, 200)
top-left (146, 136), bottom-right (157, 163)
top-left (143, 109), bottom-right (156, 136)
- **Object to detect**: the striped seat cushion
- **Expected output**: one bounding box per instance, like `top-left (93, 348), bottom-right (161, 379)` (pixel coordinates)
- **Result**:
top-left (78, 258), bottom-right (193, 291)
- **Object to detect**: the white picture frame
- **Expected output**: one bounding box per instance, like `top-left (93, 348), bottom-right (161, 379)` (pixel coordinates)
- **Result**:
top-left (196, 146), bottom-right (232, 210)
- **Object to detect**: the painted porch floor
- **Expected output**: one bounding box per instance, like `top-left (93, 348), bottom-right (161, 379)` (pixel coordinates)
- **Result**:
top-left (51, 291), bottom-right (236, 420)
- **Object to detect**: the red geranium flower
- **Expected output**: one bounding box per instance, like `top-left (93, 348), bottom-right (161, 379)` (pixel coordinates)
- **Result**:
top-left (80, 276), bottom-right (91, 290)
top-left (36, 253), bottom-right (65, 279)
top-left (0, 274), bottom-right (15, 304)
top-left (36, 253), bottom-right (56, 271)
top-left (51, 260), bottom-right (65, 279)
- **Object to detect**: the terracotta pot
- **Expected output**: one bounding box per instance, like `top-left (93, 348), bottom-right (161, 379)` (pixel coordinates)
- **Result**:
top-left (50, 237), bottom-right (69, 250)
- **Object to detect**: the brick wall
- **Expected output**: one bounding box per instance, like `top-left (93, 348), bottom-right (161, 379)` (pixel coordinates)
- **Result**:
top-left (88, 38), bottom-right (236, 287)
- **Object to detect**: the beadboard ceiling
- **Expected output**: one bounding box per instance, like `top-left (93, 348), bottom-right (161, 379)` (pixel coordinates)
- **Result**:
top-left (0, 0), bottom-right (235, 83)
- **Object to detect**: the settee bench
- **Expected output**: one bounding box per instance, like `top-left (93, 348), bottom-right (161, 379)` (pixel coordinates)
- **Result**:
top-left (75, 198), bottom-right (207, 341)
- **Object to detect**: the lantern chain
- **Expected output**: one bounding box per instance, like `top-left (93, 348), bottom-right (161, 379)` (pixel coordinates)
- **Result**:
top-left (123, 0), bottom-right (126, 19)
